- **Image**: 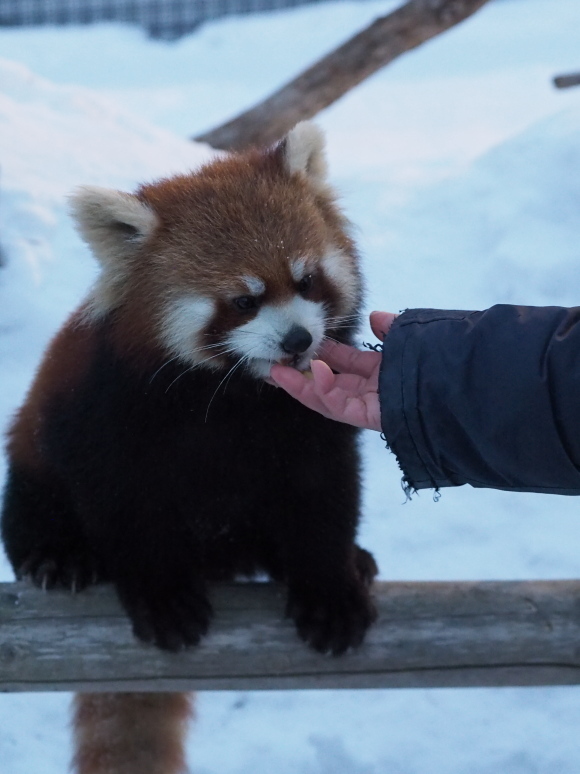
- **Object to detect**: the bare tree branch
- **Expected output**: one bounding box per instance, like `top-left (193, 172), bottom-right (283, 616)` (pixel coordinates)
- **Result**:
top-left (194, 0), bottom-right (492, 151)
top-left (554, 72), bottom-right (580, 89)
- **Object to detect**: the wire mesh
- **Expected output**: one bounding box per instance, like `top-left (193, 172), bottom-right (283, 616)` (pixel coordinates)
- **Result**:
top-left (0, 0), bottom-right (338, 38)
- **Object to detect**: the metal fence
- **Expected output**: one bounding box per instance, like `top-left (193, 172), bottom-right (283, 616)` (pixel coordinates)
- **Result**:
top-left (0, 0), bottom-right (344, 38)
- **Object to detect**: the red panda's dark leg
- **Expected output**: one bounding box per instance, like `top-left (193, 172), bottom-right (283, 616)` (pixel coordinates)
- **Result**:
top-left (72, 692), bottom-right (194, 774)
top-left (284, 543), bottom-right (377, 656)
top-left (270, 429), bottom-right (377, 656)
top-left (1, 463), bottom-right (102, 591)
top-left (75, 488), bottom-right (213, 650)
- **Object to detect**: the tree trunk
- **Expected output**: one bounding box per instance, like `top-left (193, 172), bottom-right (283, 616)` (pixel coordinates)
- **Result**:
top-left (195, 0), bottom-right (492, 151)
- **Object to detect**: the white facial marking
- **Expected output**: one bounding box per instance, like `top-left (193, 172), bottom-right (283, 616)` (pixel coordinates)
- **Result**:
top-left (241, 276), bottom-right (266, 296)
top-left (321, 249), bottom-right (358, 312)
top-left (160, 296), bottom-right (215, 365)
top-left (226, 295), bottom-right (326, 378)
top-left (290, 258), bottom-right (307, 283)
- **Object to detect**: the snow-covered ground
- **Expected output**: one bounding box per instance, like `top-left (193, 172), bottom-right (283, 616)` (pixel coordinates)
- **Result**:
top-left (1, 0), bottom-right (580, 771)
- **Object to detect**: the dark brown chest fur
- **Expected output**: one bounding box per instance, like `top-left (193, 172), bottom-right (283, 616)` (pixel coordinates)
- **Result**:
top-left (2, 317), bottom-right (375, 654)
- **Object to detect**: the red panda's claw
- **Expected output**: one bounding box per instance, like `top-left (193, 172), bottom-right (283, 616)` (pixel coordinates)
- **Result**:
top-left (17, 547), bottom-right (102, 593)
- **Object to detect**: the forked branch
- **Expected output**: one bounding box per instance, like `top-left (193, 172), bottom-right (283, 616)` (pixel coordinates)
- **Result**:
top-left (195, 0), bottom-right (492, 151)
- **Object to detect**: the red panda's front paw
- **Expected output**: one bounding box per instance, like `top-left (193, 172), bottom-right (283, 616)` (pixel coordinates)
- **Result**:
top-left (286, 581), bottom-right (377, 656)
top-left (353, 545), bottom-right (379, 588)
top-left (117, 584), bottom-right (213, 652)
top-left (17, 546), bottom-right (102, 592)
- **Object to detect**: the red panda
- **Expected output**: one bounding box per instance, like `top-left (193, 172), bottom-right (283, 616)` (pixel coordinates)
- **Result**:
top-left (72, 692), bottom-right (194, 774)
top-left (1, 122), bottom-right (377, 773)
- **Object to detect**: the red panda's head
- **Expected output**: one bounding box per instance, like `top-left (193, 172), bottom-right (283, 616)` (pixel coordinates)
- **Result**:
top-left (70, 122), bottom-right (362, 378)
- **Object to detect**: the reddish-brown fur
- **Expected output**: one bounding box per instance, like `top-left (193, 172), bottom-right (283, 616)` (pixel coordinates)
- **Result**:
top-left (7, 307), bottom-right (97, 470)
top-left (73, 693), bottom-right (194, 774)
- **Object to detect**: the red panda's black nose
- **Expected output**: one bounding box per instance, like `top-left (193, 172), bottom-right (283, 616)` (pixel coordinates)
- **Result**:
top-left (281, 326), bottom-right (313, 355)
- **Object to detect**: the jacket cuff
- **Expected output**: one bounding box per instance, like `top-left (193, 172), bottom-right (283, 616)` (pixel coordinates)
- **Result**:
top-left (378, 309), bottom-right (472, 492)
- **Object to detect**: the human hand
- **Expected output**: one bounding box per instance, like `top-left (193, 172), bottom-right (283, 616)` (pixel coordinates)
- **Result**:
top-left (269, 312), bottom-right (397, 431)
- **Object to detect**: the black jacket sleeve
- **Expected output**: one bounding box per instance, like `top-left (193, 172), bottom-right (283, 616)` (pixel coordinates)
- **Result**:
top-left (379, 305), bottom-right (580, 495)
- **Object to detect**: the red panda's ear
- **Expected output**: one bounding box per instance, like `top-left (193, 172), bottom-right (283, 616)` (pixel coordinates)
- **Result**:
top-left (69, 186), bottom-right (159, 268)
top-left (279, 122), bottom-right (328, 187)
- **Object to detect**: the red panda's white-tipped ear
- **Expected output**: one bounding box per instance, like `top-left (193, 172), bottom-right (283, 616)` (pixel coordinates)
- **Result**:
top-left (69, 186), bottom-right (159, 267)
top-left (281, 122), bottom-right (328, 186)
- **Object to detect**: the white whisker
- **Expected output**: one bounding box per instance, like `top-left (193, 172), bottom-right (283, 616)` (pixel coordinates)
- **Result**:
top-left (326, 313), bottom-right (359, 322)
top-left (148, 355), bottom-right (181, 385)
top-left (325, 314), bottom-right (359, 329)
top-left (204, 346), bottom-right (261, 422)
top-left (201, 346), bottom-right (239, 363)
top-left (164, 364), bottom-right (198, 393)
top-left (204, 359), bottom-right (244, 422)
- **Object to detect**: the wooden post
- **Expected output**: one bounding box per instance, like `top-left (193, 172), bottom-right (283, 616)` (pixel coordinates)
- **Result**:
top-left (194, 0), bottom-right (493, 151)
top-left (2, 579), bottom-right (580, 692)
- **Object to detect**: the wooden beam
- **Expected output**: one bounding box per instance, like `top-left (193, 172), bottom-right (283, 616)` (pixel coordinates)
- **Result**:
top-left (2, 579), bottom-right (580, 692)
top-left (194, 0), bottom-right (493, 151)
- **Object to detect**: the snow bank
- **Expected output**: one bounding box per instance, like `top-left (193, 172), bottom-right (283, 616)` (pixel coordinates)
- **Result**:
top-left (0, 56), bottom-right (212, 420)
top-left (369, 104), bottom-right (580, 313)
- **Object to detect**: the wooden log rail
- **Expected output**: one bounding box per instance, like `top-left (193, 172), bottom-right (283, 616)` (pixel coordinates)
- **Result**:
top-left (2, 580), bottom-right (580, 692)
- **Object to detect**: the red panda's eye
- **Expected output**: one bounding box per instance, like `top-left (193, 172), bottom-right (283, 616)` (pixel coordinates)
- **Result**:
top-left (298, 274), bottom-right (313, 294)
top-left (233, 295), bottom-right (257, 312)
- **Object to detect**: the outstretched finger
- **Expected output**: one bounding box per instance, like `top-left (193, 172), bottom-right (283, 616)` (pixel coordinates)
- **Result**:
top-left (317, 339), bottom-right (381, 379)
top-left (270, 363), bottom-right (381, 430)
top-left (310, 358), bottom-right (335, 392)
top-left (269, 364), bottom-right (335, 418)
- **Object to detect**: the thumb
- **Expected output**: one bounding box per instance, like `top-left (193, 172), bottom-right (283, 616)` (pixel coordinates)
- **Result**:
top-left (370, 311), bottom-right (397, 341)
